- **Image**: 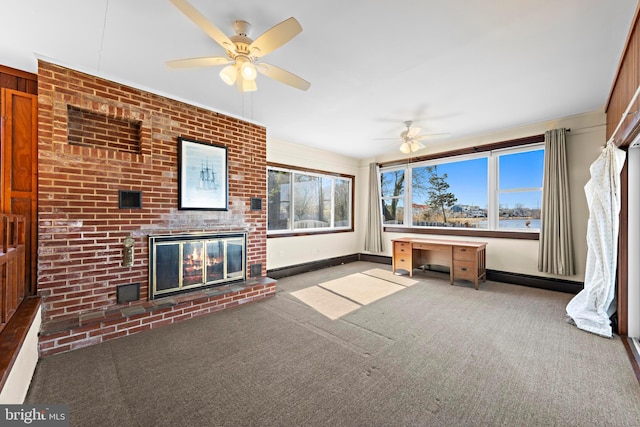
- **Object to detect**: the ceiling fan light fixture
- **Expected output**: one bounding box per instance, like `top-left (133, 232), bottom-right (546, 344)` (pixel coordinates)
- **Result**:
top-left (168, 1), bottom-right (309, 91)
top-left (400, 142), bottom-right (411, 154)
top-left (410, 141), bottom-right (425, 152)
top-left (219, 65), bottom-right (237, 85)
top-left (239, 60), bottom-right (257, 81)
top-left (239, 77), bottom-right (257, 92)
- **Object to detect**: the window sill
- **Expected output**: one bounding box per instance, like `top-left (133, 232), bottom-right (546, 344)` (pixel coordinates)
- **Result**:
top-left (383, 226), bottom-right (539, 240)
top-left (267, 228), bottom-right (354, 238)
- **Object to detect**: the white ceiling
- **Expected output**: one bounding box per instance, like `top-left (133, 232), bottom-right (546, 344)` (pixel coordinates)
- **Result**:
top-left (1, 0), bottom-right (637, 159)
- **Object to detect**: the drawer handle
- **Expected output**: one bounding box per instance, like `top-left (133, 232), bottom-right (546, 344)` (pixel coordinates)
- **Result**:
top-left (460, 249), bottom-right (467, 252)
top-left (460, 267), bottom-right (467, 271)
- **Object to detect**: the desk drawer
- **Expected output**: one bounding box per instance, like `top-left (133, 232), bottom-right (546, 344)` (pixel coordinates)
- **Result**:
top-left (453, 246), bottom-right (476, 261)
top-left (394, 241), bottom-right (411, 256)
top-left (413, 242), bottom-right (449, 252)
top-left (453, 260), bottom-right (477, 282)
top-left (394, 256), bottom-right (412, 270)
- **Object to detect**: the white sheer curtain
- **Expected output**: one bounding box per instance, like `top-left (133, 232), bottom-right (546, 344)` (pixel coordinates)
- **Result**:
top-left (566, 140), bottom-right (626, 337)
top-left (538, 128), bottom-right (575, 275)
top-left (364, 163), bottom-right (385, 253)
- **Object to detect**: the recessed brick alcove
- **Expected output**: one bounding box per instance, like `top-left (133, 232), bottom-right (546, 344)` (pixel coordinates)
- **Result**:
top-left (37, 61), bottom-right (271, 356)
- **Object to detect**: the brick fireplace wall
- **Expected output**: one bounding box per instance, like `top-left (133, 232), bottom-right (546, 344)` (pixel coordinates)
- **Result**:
top-left (36, 61), bottom-right (273, 356)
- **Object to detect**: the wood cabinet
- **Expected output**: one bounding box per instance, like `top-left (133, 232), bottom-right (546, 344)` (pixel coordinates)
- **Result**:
top-left (606, 6), bottom-right (640, 147)
top-left (604, 4), bottom-right (639, 336)
top-left (0, 65), bottom-right (38, 296)
top-left (392, 237), bottom-right (487, 289)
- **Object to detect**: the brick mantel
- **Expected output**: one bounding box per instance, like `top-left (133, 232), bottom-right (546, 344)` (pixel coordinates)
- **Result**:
top-left (36, 61), bottom-right (270, 355)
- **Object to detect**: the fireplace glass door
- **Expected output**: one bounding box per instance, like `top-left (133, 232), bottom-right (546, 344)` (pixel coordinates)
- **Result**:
top-left (150, 233), bottom-right (246, 299)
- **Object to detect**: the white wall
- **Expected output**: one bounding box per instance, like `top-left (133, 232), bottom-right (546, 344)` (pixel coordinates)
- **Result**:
top-left (266, 138), bottom-right (363, 270)
top-left (358, 111), bottom-right (607, 282)
top-left (268, 111), bottom-right (606, 283)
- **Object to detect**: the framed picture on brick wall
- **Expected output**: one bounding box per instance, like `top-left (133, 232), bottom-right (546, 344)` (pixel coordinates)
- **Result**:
top-left (178, 137), bottom-right (228, 210)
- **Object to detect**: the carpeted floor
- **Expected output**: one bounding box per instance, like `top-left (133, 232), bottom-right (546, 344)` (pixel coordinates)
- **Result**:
top-left (25, 261), bottom-right (640, 426)
top-left (290, 268), bottom-right (418, 319)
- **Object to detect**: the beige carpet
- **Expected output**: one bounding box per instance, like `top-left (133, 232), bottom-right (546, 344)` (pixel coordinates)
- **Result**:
top-left (291, 268), bottom-right (418, 319)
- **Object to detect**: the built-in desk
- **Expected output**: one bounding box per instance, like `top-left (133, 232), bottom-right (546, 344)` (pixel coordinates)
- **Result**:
top-left (392, 237), bottom-right (487, 289)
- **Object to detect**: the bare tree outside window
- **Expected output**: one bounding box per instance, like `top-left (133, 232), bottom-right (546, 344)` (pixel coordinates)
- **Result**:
top-left (425, 166), bottom-right (457, 224)
top-left (381, 169), bottom-right (405, 224)
top-left (267, 170), bottom-right (290, 230)
top-left (268, 167), bottom-right (353, 233)
top-left (334, 179), bottom-right (350, 227)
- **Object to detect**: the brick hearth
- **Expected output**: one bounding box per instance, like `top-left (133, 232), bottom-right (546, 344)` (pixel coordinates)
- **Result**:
top-left (38, 278), bottom-right (275, 357)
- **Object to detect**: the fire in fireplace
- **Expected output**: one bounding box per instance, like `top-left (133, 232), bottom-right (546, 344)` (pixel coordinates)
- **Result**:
top-left (149, 232), bottom-right (246, 299)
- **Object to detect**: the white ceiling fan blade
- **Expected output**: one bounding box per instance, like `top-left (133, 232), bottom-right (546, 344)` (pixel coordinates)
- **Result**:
top-left (170, 0), bottom-right (236, 53)
top-left (166, 56), bottom-right (232, 68)
top-left (406, 126), bottom-right (421, 138)
top-left (249, 17), bottom-right (302, 58)
top-left (257, 63), bottom-right (310, 91)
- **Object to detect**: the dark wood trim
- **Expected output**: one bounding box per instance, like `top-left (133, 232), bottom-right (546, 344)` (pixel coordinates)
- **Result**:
top-left (267, 162), bottom-right (355, 180)
top-left (0, 296), bottom-right (40, 391)
top-left (268, 254), bottom-right (581, 294)
top-left (267, 254), bottom-right (359, 279)
top-left (267, 162), bottom-right (356, 236)
top-left (618, 156), bottom-right (629, 336)
top-left (0, 65), bottom-right (37, 82)
top-left (267, 228), bottom-right (354, 238)
top-left (359, 253), bottom-right (392, 265)
top-left (605, 4), bottom-right (640, 146)
top-left (0, 65), bottom-right (37, 95)
top-left (379, 134), bottom-right (544, 241)
top-left (384, 226), bottom-right (539, 240)
top-left (379, 134), bottom-right (545, 168)
top-left (605, 3), bottom-right (640, 111)
top-left (622, 337), bottom-right (640, 386)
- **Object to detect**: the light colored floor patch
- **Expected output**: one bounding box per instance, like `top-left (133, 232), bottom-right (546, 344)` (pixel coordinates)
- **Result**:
top-left (362, 268), bottom-right (419, 287)
top-left (319, 273), bottom-right (405, 305)
top-left (291, 285), bottom-right (361, 320)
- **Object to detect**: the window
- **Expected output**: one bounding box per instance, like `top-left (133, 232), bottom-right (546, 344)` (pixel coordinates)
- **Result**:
top-left (381, 169), bottom-right (405, 224)
top-left (268, 165), bottom-right (353, 234)
top-left (380, 143), bottom-right (544, 232)
top-left (496, 147), bottom-right (544, 230)
top-left (412, 157), bottom-right (488, 228)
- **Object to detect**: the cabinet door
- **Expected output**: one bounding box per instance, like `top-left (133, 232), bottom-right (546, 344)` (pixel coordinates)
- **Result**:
top-left (1, 88), bottom-right (37, 295)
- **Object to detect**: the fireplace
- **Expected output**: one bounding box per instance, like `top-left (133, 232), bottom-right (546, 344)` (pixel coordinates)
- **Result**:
top-left (149, 232), bottom-right (246, 299)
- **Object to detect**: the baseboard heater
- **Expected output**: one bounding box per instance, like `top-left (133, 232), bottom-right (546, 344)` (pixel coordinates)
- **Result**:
top-left (267, 254), bottom-right (583, 294)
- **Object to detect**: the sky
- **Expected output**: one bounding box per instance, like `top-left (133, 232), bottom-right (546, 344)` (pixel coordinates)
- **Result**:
top-left (411, 149), bottom-right (544, 209)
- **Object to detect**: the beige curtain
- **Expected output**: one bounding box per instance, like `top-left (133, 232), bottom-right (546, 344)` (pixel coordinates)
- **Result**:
top-left (538, 128), bottom-right (575, 275)
top-left (364, 163), bottom-right (385, 253)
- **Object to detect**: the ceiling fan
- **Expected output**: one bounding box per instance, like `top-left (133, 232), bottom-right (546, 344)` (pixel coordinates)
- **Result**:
top-left (379, 121), bottom-right (450, 154)
top-left (166, 0), bottom-right (310, 92)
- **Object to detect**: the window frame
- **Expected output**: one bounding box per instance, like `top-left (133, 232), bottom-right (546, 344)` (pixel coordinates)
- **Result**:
top-left (379, 134), bottom-right (545, 240)
top-left (267, 162), bottom-right (355, 238)
top-left (380, 166), bottom-right (406, 225)
top-left (492, 144), bottom-right (544, 231)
